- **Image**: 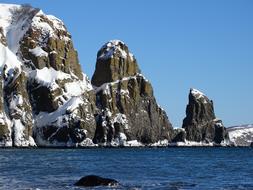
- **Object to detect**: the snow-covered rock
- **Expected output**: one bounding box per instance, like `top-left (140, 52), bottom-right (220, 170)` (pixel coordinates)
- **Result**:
top-left (92, 40), bottom-right (173, 145)
top-left (0, 4), bottom-right (173, 147)
top-left (2, 3), bottom-right (237, 148)
top-left (0, 3), bottom-right (95, 147)
top-left (182, 88), bottom-right (228, 144)
top-left (227, 124), bottom-right (253, 146)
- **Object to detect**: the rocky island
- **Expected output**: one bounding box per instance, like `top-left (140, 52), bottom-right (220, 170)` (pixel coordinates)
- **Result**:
top-left (0, 4), bottom-right (251, 147)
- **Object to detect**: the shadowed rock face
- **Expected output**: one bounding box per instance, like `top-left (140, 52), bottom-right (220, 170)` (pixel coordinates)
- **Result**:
top-left (0, 27), bottom-right (7, 46)
top-left (0, 74), bottom-right (10, 144)
top-left (74, 175), bottom-right (119, 187)
top-left (182, 88), bottom-right (228, 144)
top-left (92, 40), bottom-right (173, 145)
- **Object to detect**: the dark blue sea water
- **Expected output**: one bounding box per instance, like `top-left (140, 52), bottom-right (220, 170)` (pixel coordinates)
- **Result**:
top-left (0, 148), bottom-right (253, 190)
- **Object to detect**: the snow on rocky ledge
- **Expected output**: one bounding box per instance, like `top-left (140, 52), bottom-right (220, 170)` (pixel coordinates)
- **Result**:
top-left (98, 40), bottom-right (134, 60)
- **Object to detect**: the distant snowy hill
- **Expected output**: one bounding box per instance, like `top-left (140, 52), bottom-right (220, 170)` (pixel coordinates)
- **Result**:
top-left (227, 124), bottom-right (253, 146)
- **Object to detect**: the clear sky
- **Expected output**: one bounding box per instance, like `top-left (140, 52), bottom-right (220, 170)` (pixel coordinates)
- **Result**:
top-left (2, 0), bottom-right (253, 128)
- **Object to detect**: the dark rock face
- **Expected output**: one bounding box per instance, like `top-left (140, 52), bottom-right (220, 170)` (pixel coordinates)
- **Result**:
top-left (0, 27), bottom-right (7, 46)
top-left (172, 128), bottom-right (186, 143)
top-left (0, 74), bottom-right (10, 145)
top-left (182, 88), bottom-right (228, 144)
top-left (74, 175), bottom-right (119, 187)
top-left (92, 40), bottom-right (173, 145)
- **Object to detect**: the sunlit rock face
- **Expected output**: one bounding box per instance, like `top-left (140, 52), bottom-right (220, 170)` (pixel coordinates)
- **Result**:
top-left (0, 4), bottom-right (96, 147)
top-left (0, 4), bottom-right (174, 147)
top-left (92, 40), bottom-right (173, 146)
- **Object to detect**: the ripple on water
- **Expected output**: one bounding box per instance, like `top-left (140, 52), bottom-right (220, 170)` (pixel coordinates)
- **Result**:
top-left (0, 148), bottom-right (253, 190)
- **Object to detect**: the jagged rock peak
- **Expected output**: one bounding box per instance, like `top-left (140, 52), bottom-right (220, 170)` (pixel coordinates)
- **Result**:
top-left (97, 40), bottom-right (134, 60)
top-left (190, 88), bottom-right (211, 103)
top-left (92, 40), bottom-right (173, 145)
top-left (92, 40), bottom-right (140, 87)
top-left (183, 88), bottom-right (228, 144)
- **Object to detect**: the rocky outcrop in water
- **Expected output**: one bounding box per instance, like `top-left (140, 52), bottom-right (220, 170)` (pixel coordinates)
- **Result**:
top-left (0, 4), bottom-right (172, 147)
top-left (182, 88), bottom-right (228, 144)
top-left (92, 40), bottom-right (173, 145)
top-left (74, 175), bottom-right (119, 187)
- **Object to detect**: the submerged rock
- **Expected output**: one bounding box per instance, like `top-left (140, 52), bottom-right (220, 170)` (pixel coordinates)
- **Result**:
top-left (182, 88), bottom-right (228, 144)
top-left (74, 175), bottom-right (119, 187)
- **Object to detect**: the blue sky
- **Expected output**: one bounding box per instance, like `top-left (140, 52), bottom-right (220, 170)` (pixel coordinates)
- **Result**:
top-left (2, 0), bottom-right (253, 127)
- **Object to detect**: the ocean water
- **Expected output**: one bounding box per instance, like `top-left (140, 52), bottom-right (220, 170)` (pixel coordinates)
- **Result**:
top-left (0, 148), bottom-right (253, 190)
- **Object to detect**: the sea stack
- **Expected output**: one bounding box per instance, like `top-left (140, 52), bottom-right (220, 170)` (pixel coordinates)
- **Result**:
top-left (182, 88), bottom-right (228, 144)
top-left (92, 40), bottom-right (173, 145)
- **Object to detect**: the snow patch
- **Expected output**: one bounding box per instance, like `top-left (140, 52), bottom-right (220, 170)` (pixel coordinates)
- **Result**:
top-left (64, 75), bottom-right (92, 97)
top-left (29, 46), bottom-right (48, 57)
top-left (47, 14), bottom-right (66, 31)
top-left (113, 113), bottom-right (129, 130)
top-left (94, 73), bottom-right (148, 93)
top-left (9, 94), bottom-right (23, 116)
top-left (169, 140), bottom-right (214, 147)
top-left (228, 125), bottom-right (253, 146)
top-left (29, 67), bottom-right (71, 89)
top-left (78, 138), bottom-right (97, 147)
top-left (150, 139), bottom-right (169, 147)
top-left (0, 4), bottom-right (39, 53)
top-left (124, 140), bottom-right (144, 147)
top-left (31, 10), bottom-right (69, 45)
top-left (0, 43), bottom-right (21, 71)
top-left (12, 119), bottom-right (35, 147)
top-left (35, 96), bottom-right (83, 127)
top-left (190, 88), bottom-right (205, 98)
top-left (98, 39), bottom-right (134, 60)
top-left (190, 88), bottom-right (209, 103)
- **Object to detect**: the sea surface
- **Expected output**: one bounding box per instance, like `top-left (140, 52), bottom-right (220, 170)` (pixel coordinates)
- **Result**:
top-left (0, 147), bottom-right (253, 190)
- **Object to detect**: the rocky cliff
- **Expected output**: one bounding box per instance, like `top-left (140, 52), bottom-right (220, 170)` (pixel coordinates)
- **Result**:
top-left (92, 40), bottom-right (173, 146)
top-left (182, 88), bottom-right (228, 144)
top-left (0, 4), bottom-right (172, 147)
top-left (0, 4), bottom-right (96, 147)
